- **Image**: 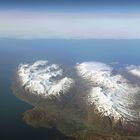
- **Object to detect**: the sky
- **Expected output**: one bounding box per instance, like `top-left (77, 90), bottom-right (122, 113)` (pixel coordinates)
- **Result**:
top-left (0, 0), bottom-right (140, 6)
top-left (0, 0), bottom-right (140, 39)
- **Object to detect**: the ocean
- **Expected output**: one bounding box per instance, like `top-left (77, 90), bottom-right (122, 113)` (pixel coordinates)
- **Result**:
top-left (0, 39), bottom-right (140, 139)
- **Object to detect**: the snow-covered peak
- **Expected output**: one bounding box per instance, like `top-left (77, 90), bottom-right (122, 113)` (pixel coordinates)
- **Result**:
top-left (17, 60), bottom-right (75, 98)
top-left (76, 62), bottom-right (140, 122)
top-left (13, 60), bottom-right (140, 129)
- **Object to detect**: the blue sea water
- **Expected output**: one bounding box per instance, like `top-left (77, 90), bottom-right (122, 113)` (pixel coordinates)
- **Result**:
top-left (0, 39), bottom-right (140, 140)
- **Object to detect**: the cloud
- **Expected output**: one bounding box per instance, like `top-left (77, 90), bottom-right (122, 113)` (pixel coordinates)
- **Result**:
top-left (12, 60), bottom-right (140, 133)
top-left (1, 11), bottom-right (140, 39)
top-left (126, 65), bottom-right (140, 78)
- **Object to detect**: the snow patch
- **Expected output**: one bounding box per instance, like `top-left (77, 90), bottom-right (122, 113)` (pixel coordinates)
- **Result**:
top-left (17, 60), bottom-right (75, 98)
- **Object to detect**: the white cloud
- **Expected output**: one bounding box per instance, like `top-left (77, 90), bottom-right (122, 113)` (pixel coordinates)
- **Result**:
top-left (1, 11), bottom-right (140, 39)
top-left (126, 65), bottom-right (140, 78)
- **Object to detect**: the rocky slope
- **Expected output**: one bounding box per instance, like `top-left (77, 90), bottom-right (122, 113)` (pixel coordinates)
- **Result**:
top-left (12, 60), bottom-right (140, 139)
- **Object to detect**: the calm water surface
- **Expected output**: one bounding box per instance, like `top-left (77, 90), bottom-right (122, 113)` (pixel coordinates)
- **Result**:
top-left (0, 39), bottom-right (140, 139)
